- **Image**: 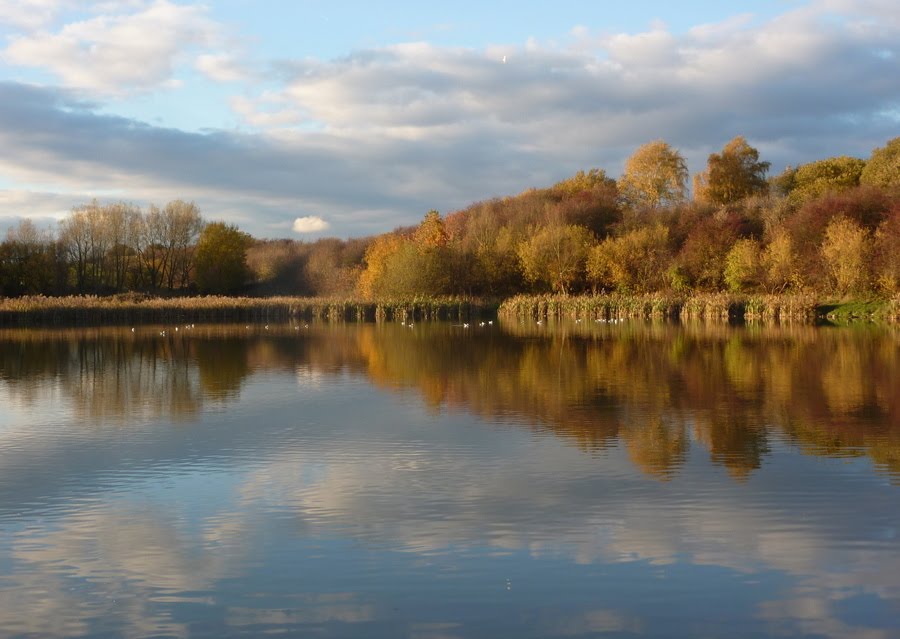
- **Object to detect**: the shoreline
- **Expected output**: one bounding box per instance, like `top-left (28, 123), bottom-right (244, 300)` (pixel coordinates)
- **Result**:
top-left (499, 293), bottom-right (900, 324)
top-left (0, 295), bottom-right (495, 327)
top-left (0, 293), bottom-right (897, 326)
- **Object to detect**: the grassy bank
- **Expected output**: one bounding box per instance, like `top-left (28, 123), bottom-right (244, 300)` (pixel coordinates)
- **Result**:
top-left (0, 295), bottom-right (497, 327)
top-left (499, 293), bottom-right (900, 324)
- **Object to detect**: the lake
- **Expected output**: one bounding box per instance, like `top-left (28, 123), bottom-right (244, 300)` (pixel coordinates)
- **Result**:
top-left (0, 321), bottom-right (898, 638)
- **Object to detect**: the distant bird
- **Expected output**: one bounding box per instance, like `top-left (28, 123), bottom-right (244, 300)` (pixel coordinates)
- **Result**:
top-left (463, 323), bottom-right (469, 328)
top-left (502, 55), bottom-right (507, 64)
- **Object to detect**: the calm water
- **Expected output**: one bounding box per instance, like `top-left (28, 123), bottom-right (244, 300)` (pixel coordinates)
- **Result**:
top-left (0, 321), bottom-right (898, 638)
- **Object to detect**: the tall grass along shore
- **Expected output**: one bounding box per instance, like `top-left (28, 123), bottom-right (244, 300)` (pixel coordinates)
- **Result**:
top-left (499, 293), bottom-right (900, 324)
top-left (1, 293), bottom-right (898, 326)
top-left (0, 295), bottom-right (495, 327)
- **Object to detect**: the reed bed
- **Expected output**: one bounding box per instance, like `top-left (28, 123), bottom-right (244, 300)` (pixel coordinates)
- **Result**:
top-left (500, 293), bottom-right (683, 321)
top-left (499, 292), bottom-right (869, 324)
top-left (889, 295), bottom-right (900, 323)
top-left (0, 295), bottom-right (495, 327)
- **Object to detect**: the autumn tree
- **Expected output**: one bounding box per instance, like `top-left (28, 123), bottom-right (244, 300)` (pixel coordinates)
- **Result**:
top-left (247, 239), bottom-right (309, 293)
top-left (619, 140), bottom-right (689, 209)
top-left (414, 210), bottom-right (449, 248)
top-left (194, 222), bottom-right (253, 294)
top-left (820, 216), bottom-right (871, 295)
top-left (671, 215), bottom-right (741, 291)
top-left (304, 238), bottom-right (364, 296)
top-left (761, 229), bottom-right (797, 293)
top-left (358, 234), bottom-right (404, 298)
top-left (780, 156), bottom-right (866, 203)
top-left (552, 168), bottom-right (617, 197)
top-left (860, 137), bottom-right (900, 188)
top-left (517, 224), bottom-right (594, 294)
top-left (587, 224), bottom-right (671, 293)
top-left (695, 136), bottom-right (770, 205)
top-left (723, 238), bottom-right (762, 293)
top-left (872, 206), bottom-right (900, 293)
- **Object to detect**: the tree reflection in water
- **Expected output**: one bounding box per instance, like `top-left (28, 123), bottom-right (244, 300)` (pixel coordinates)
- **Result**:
top-left (0, 322), bottom-right (897, 482)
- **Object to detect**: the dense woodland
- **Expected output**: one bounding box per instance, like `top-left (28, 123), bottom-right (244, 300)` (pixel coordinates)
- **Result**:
top-left (2, 136), bottom-right (898, 300)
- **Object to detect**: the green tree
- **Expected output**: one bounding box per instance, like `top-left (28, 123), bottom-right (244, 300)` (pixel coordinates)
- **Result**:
top-left (860, 137), bottom-right (900, 188)
top-left (194, 222), bottom-right (252, 294)
top-left (723, 238), bottom-right (762, 293)
top-left (696, 136), bottom-right (770, 205)
top-left (517, 224), bottom-right (594, 294)
top-left (619, 140), bottom-right (688, 209)
top-left (784, 156), bottom-right (866, 203)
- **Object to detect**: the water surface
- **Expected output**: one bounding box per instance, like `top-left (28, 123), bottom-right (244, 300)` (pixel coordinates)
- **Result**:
top-left (0, 321), bottom-right (898, 638)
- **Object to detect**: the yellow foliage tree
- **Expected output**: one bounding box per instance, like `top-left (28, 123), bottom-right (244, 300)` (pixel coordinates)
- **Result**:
top-left (820, 216), bottom-right (872, 295)
top-left (517, 224), bottom-right (594, 294)
top-left (619, 140), bottom-right (688, 209)
top-left (357, 234), bottom-right (404, 298)
top-left (587, 224), bottom-right (671, 293)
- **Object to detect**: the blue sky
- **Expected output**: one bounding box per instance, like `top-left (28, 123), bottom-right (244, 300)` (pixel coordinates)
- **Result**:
top-left (0, 0), bottom-right (897, 238)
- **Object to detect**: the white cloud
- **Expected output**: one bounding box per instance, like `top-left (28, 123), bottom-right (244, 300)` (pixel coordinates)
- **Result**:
top-left (0, 2), bottom-right (899, 238)
top-left (2, 0), bottom-right (220, 94)
top-left (195, 53), bottom-right (249, 83)
top-left (230, 95), bottom-right (304, 128)
top-left (0, 0), bottom-right (70, 30)
top-left (293, 215), bottom-right (330, 233)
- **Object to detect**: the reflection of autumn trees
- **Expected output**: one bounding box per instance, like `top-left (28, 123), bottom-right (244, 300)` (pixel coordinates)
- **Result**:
top-left (1, 324), bottom-right (897, 482)
top-left (353, 323), bottom-right (899, 482)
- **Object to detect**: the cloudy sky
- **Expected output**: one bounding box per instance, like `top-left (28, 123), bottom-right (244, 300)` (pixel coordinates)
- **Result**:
top-left (0, 0), bottom-right (898, 239)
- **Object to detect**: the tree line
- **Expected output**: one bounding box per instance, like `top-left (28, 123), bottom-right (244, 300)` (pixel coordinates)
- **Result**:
top-left (2, 136), bottom-right (898, 299)
top-left (348, 135), bottom-right (898, 298)
top-left (0, 200), bottom-right (251, 297)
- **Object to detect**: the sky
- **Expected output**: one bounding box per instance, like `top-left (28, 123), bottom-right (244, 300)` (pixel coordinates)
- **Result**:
top-left (0, 0), bottom-right (898, 239)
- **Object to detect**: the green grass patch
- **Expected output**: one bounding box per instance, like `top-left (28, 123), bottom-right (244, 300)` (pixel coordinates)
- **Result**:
top-left (817, 299), bottom-right (894, 324)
